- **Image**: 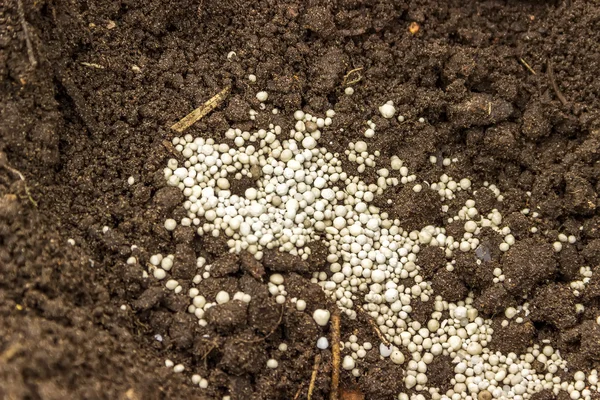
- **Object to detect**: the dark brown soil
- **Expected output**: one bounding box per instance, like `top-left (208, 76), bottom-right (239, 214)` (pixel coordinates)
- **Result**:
top-left (1, 0), bottom-right (600, 399)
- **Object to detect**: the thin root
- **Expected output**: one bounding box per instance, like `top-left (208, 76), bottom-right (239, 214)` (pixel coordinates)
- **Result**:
top-left (0, 343), bottom-right (23, 362)
top-left (519, 58), bottom-right (536, 75)
top-left (171, 86), bottom-right (231, 133)
top-left (330, 309), bottom-right (341, 400)
top-left (308, 353), bottom-right (322, 400)
top-left (342, 67), bottom-right (363, 87)
top-left (2, 164), bottom-right (37, 207)
top-left (17, 0), bottom-right (37, 68)
top-left (293, 384), bottom-right (304, 400)
top-left (356, 305), bottom-right (390, 346)
top-left (81, 62), bottom-right (105, 69)
top-left (548, 61), bottom-right (568, 106)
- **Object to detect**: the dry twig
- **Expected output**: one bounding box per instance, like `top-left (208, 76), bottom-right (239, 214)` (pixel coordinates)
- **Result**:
top-left (81, 62), bottom-right (105, 69)
top-left (293, 384), bottom-right (304, 400)
top-left (548, 61), bottom-right (568, 106)
top-left (342, 67), bottom-right (363, 86)
top-left (16, 0), bottom-right (37, 68)
top-left (519, 58), bottom-right (536, 75)
top-left (356, 305), bottom-right (390, 346)
top-left (308, 353), bottom-right (322, 400)
top-left (330, 310), bottom-right (341, 400)
top-left (2, 164), bottom-right (37, 207)
top-left (171, 86), bottom-right (231, 132)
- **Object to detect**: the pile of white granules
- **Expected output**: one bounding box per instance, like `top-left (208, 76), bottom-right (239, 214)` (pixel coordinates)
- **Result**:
top-left (131, 92), bottom-right (599, 400)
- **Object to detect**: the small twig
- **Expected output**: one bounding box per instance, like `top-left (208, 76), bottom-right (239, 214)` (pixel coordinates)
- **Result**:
top-left (2, 164), bottom-right (37, 207)
top-left (308, 353), bottom-right (322, 400)
top-left (330, 309), bottom-right (341, 400)
top-left (293, 384), bottom-right (304, 400)
top-left (519, 58), bottom-right (536, 75)
top-left (0, 343), bottom-right (23, 362)
top-left (171, 86), bottom-right (231, 133)
top-left (237, 304), bottom-right (284, 344)
top-left (81, 62), bottom-right (105, 69)
top-left (356, 305), bottom-right (390, 346)
top-left (547, 61), bottom-right (568, 106)
top-left (16, 0), bottom-right (37, 68)
top-left (201, 343), bottom-right (218, 361)
top-left (342, 67), bottom-right (363, 86)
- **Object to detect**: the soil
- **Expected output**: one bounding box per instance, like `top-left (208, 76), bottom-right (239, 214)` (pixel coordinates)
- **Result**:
top-left (1, 0), bottom-right (600, 399)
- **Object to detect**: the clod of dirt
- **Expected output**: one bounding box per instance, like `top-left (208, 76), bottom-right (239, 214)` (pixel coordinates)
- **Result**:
top-left (247, 296), bottom-right (281, 335)
top-left (472, 188), bottom-right (498, 215)
top-left (425, 355), bottom-right (455, 393)
top-left (283, 310), bottom-right (319, 344)
top-left (205, 300), bottom-right (248, 334)
top-left (283, 273), bottom-right (327, 312)
top-left (502, 212), bottom-right (531, 240)
top-left (173, 243), bottom-right (197, 280)
top-left (416, 246), bottom-right (445, 280)
top-left (502, 238), bottom-right (557, 296)
top-left (580, 320), bottom-right (600, 361)
top-left (530, 283), bottom-right (578, 329)
top-left (219, 334), bottom-right (268, 375)
top-left (483, 122), bottom-right (519, 158)
top-left (488, 317), bottom-right (536, 355)
top-left (228, 376), bottom-right (254, 399)
top-left (474, 284), bottom-right (514, 317)
top-left (197, 277), bottom-right (239, 299)
top-left (522, 102), bottom-right (551, 140)
top-left (308, 47), bottom-right (347, 94)
top-left (583, 215), bottom-right (600, 239)
top-left (224, 96), bottom-right (250, 122)
top-left (210, 253), bottom-right (240, 277)
top-left (132, 287), bottom-right (165, 311)
top-left (389, 186), bottom-right (442, 232)
top-left (530, 390), bottom-right (557, 400)
top-left (557, 245), bottom-right (583, 281)
top-left (239, 251), bottom-right (265, 280)
top-left (581, 239), bottom-right (600, 266)
top-left (453, 251), bottom-right (495, 291)
top-left (358, 362), bottom-right (405, 399)
top-left (173, 226), bottom-right (195, 243)
top-left (447, 93), bottom-right (513, 128)
top-left (168, 313), bottom-right (196, 349)
top-left (564, 173), bottom-right (597, 215)
top-left (261, 249), bottom-right (309, 273)
top-left (153, 187), bottom-right (184, 212)
top-left (302, 6), bottom-right (336, 37)
top-left (430, 269), bottom-right (468, 303)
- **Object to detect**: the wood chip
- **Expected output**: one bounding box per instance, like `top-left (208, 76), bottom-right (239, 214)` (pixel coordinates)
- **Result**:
top-left (171, 86), bottom-right (231, 133)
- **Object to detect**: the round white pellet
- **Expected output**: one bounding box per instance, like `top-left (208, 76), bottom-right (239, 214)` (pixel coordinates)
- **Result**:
top-left (342, 355), bottom-right (355, 370)
top-left (317, 337), bottom-right (329, 349)
top-left (390, 350), bottom-right (405, 364)
top-left (164, 219), bottom-right (177, 231)
top-left (379, 103), bottom-right (396, 119)
top-left (256, 91), bottom-right (268, 102)
top-left (313, 309), bottom-right (331, 326)
top-left (216, 291), bottom-right (230, 304)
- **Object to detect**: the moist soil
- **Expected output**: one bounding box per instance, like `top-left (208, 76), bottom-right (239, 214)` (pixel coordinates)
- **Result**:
top-left (1, 0), bottom-right (600, 399)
